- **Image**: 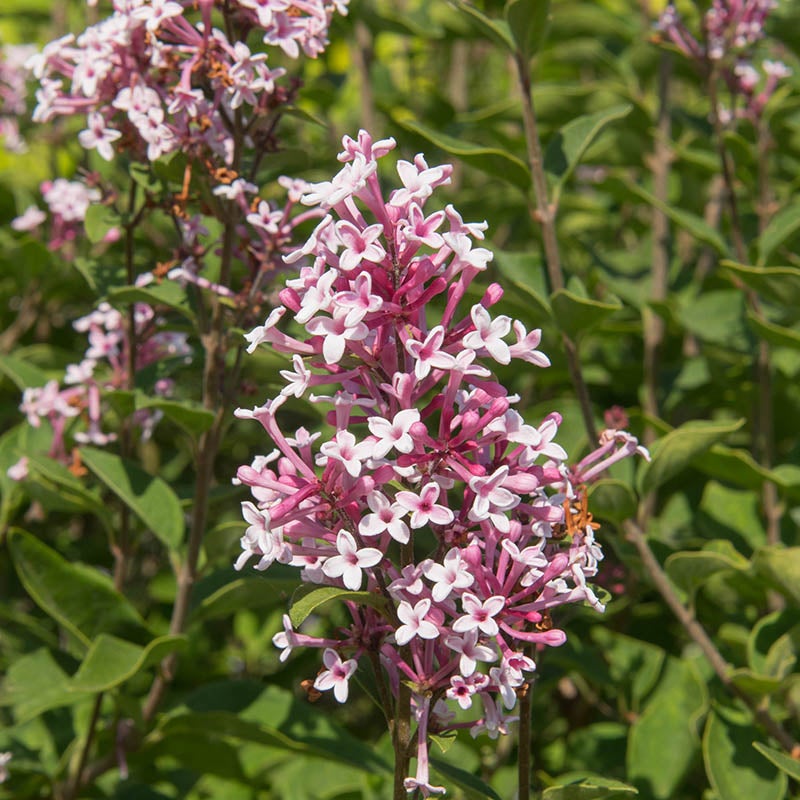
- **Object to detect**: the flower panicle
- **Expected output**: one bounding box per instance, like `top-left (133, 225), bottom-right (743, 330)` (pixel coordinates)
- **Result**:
top-left (235, 129), bottom-right (648, 793)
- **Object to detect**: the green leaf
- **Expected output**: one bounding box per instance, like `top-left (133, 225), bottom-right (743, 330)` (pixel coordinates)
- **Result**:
top-left (135, 395), bottom-right (214, 437)
top-left (727, 669), bottom-right (784, 697)
top-left (129, 162), bottom-right (163, 194)
top-left (74, 256), bottom-right (128, 298)
top-left (392, 117), bottom-right (531, 192)
top-left (84, 203), bottom-right (121, 244)
top-left (751, 546), bottom-right (800, 606)
top-left (429, 757), bottom-right (503, 800)
top-left (746, 311), bottom-right (800, 349)
top-left (71, 634), bottom-right (187, 692)
top-left (505, 0), bottom-right (550, 61)
top-left (544, 105), bottom-right (632, 206)
top-left (25, 454), bottom-right (112, 527)
top-left (703, 712), bottom-right (787, 800)
top-left (163, 685), bottom-right (392, 776)
top-left (748, 610), bottom-right (799, 677)
top-left (619, 179), bottom-right (728, 254)
top-left (492, 250), bottom-right (552, 321)
top-left (757, 203), bottom-right (800, 265)
top-left (627, 659), bottom-right (707, 799)
top-left (79, 446), bottom-right (185, 550)
top-left (665, 541), bottom-right (748, 597)
top-left (0, 649), bottom-right (83, 723)
top-left (752, 742), bottom-right (800, 782)
top-left (190, 575), bottom-right (298, 623)
top-left (639, 418), bottom-right (745, 494)
top-left (693, 444), bottom-right (773, 492)
top-left (451, 0), bottom-right (516, 51)
top-left (721, 261), bottom-right (800, 307)
top-left (108, 281), bottom-right (195, 321)
top-left (288, 584), bottom-right (389, 628)
top-left (7, 528), bottom-right (149, 647)
top-left (0, 353), bottom-right (50, 390)
top-left (542, 773), bottom-right (639, 799)
top-left (587, 479), bottom-right (637, 524)
top-left (550, 287), bottom-right (622, 340)
top-left (678, 290), bottom-right (749, 349)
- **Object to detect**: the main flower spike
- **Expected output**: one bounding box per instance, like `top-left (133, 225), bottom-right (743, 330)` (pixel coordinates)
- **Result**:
top-left (235, 130), bottom-right (648, 795)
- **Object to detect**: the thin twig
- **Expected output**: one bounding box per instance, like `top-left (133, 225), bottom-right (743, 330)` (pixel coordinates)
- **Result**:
top-left (643, 54), bottom-right (672, 446)
top-left (623, 519), bottom-right (796, 751)
top-left (65, 693), bottom-right (104, 800)
top-left (513, 52), bottom-right (596, 442)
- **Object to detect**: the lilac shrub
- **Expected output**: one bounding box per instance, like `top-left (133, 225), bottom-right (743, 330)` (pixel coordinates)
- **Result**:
top-left (235, 131), bottom-right (648, 795)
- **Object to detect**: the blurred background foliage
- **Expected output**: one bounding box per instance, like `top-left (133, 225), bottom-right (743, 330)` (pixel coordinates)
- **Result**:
top-left (1, 0), bottom-right (800, 798)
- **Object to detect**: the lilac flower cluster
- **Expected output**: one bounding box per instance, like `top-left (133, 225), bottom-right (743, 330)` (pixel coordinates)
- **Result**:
top-left (29, 0), bottom-right (347, 165)
top-left (658, 1), bottom-right (790, 121)
top-left (235, 131), bottom-right (647, 795)
top-left (0, 44), bottom-right (35, 153)
top-left (8, 292), bottom-right (190, 481)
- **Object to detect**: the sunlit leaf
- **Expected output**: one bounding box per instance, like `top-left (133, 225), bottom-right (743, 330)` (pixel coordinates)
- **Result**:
top-left (80, 446), bottom-right (185, 550)
top-left (639, 418), bottom-right (745, 493)
top-left (288, 584), bottom-right (389, 628)
top-left (392, 117), bottom-right (531, 191)
top-left (70, 634), bottom-right (187, 692)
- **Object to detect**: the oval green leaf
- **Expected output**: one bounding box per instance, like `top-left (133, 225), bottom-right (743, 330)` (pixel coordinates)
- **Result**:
top-left (751, 546), bottom-right (800, 606)
top-left (721, 261), bottom-right (800, 307)
top-left (703, 711), bottom-right (787, 800)
top-left (587, 479), bottom-right (637, 524)
top-left (542, 773), bottom-right (639, 799)
top-left (639, 418), bottom-right (745, 494)
top-left (393, 117), bottom-right (531, 192)
top-left (135, 394), bottom-right (215, 437)
top-left (550, 288), bottom-right (622, 340)
top-left (430, 757), bottom-right (503, 800)
top-left (84, 203), bottom-right (121, 244)
top-left (746, 311), bottom-right (800, 350)
top-left (627, 658), bottom-right (707, 799)
top-left (752, 742), bottom-right (800, 782)
top-left (108, 281), bottom-right (195, 322)
top-left (7, 528), bottom-right (149, 647)
top-left (544, 105), bottom-right (632, 205)
top-left (0, 353), bottom-right (50, 390)
top-left (665, 541), bottom-right (748, 597)
top-left (0, 648), bottom-right (81, 723)
top-left (71, 633), bottom-right (187, 693)
top-left (452, 0), bottom-right (516, 51)
top-left (79, 446), bottom-right (185, 550)
top-left (505, 0), bottom-right (550, 61)
top-left (288, 584), bottom-right (389, 628)
top-left (757, 202), bottom-right (800, 265)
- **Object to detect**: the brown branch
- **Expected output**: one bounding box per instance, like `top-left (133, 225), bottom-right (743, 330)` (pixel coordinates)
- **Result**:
top-left (623, 519), bottom-right (796, 751)
top-left (513, 52), bottom-right (597, 442)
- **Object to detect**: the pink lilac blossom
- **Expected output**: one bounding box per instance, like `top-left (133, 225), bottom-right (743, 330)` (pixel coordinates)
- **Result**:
top-left (8, 292), bottom-right (191, 480)
top-left (657, 1), bottom-right (789, 120)
top-left (28, 0), bottom-right (348, 169)
top-left (0, 44), bottom-right (35, 153)
top-left (233, 130), bottom-right (648, 794)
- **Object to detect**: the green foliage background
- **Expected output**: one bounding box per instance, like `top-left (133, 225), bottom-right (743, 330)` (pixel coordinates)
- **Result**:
top-left (1, 1), bottom-right (799, 798)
